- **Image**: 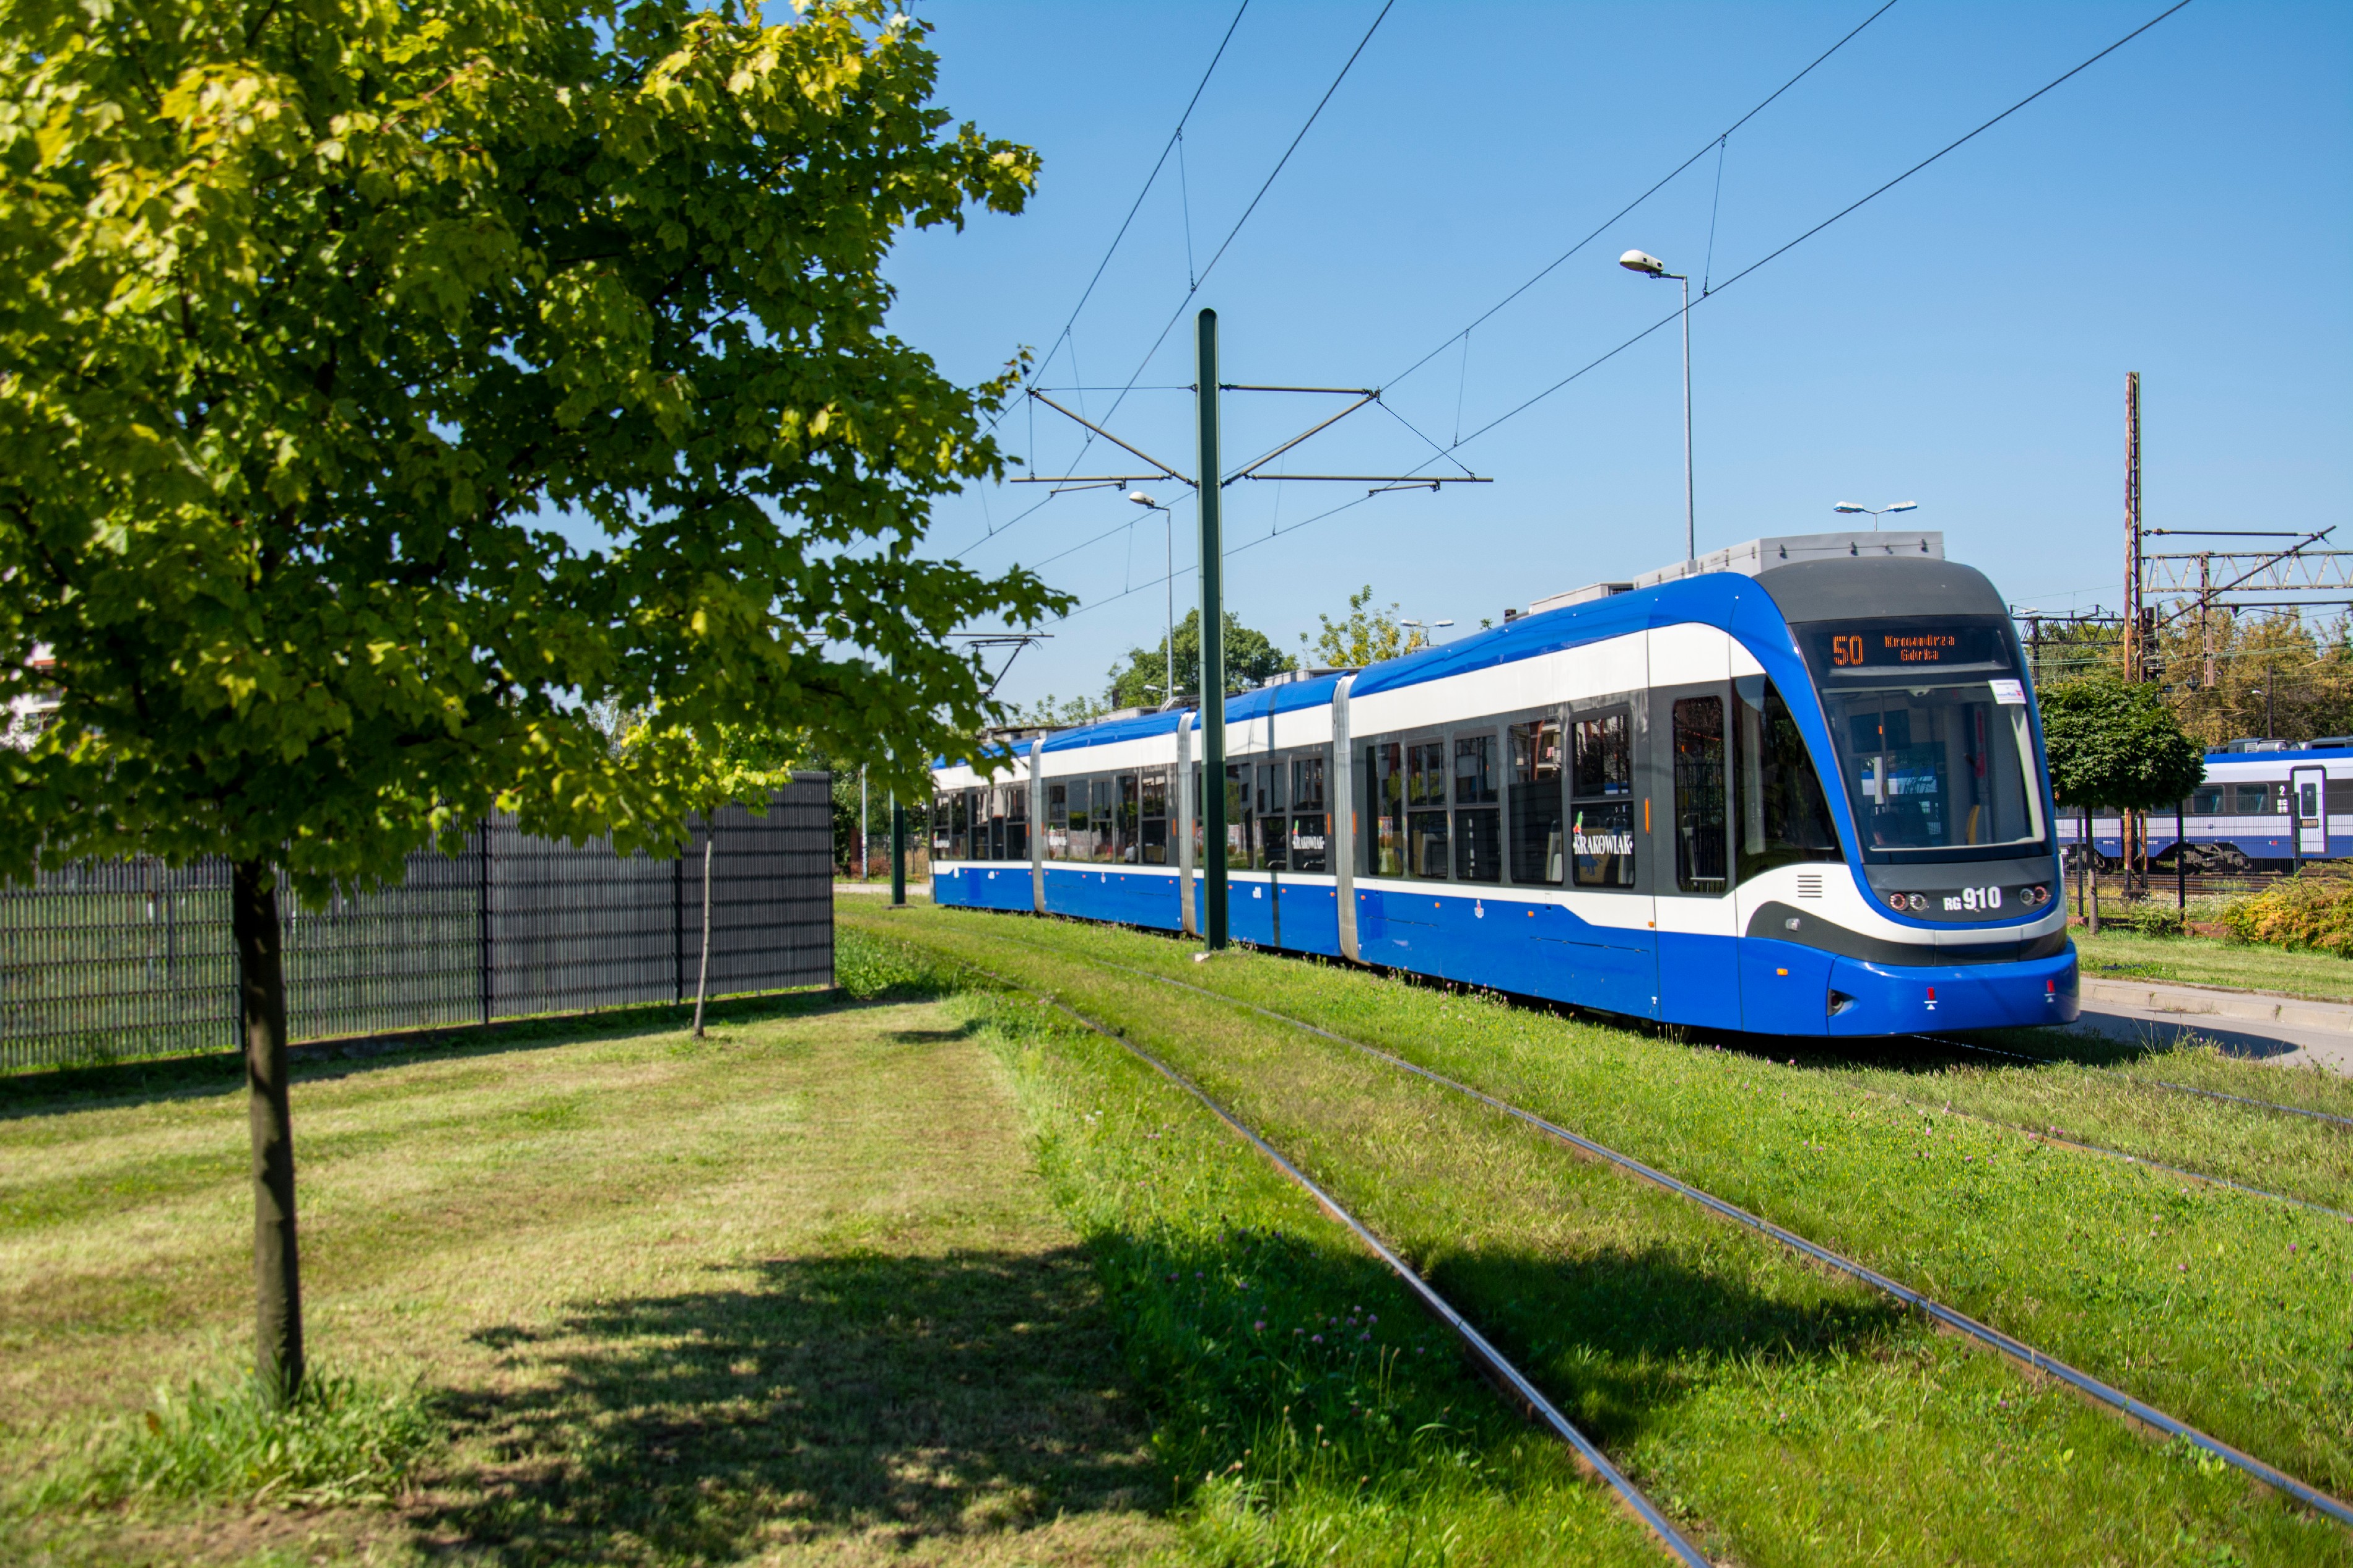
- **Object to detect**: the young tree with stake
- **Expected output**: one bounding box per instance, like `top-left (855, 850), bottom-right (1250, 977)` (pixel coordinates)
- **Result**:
top-left (0, 0), bottom-right (1058, 1401)
top-left (2036, 679), bottom-right (2207, 933)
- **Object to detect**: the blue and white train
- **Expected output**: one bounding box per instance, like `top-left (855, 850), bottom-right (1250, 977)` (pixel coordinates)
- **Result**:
top-left (2060, 742), bottom-right (2353, 873)
top-left (932, 533), bottom-right (2078, 1037)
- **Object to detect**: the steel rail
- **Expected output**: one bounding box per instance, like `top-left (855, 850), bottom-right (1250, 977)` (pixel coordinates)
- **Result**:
top-left (1920, 1033), bottom-right (2353, 1130)
top-left (921, 951), bottom-right (1715, 1567)
top-left (975, 930), bottom-right (2353, 1528)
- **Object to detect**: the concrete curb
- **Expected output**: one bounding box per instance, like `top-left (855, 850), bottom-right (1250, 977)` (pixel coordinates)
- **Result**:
top-left (2079, 976), bottom-right (2353, 1036)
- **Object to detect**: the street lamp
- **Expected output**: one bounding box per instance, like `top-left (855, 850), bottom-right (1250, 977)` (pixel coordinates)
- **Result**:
top-left (1129, 491), bottom-right (1176, 708)
top-left (1833, 500), bottom-right (1920, 531)
top-left (1619, 249), bottom-right (1694, 565)
top-left (1400, 617), bottom-right (1455, 649)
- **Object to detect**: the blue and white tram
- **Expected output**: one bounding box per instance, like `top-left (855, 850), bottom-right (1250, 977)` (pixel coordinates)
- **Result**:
top-left (2058, 742), bottom-right (2353, 872)
top-left (931, 548), bottom-right (2079, 1037)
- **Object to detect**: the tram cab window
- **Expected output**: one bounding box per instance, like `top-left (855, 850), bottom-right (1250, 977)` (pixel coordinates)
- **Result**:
top-left (2190, 786), bottom-right (2224, 816)
top-left (1406, 740), bottom-right (1449, 878)
top-left (1820, 684), bottom-right (2043, 851)
top-left (1733, 677), bottom-right (1842, 883)
top-left (1365, 743), bottom-right (1406, 876)
top-left (1255, 758), bottom-right (1288, 871)
top-left (1509, 718), bottom-right (1564, 885)
top-left (1139, 768), bottom-right (1169, 864)
top-left (1570, 708), bottom-right (1636, 888)
top-left (1453, 730), bottom-right (1502, 883)
top-left (1290, 755), bottom-right (1329, 873)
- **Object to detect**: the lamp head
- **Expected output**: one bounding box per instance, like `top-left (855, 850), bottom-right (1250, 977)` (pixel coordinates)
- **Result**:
top-left (1618, 249), bottom-right (1668, 276)
top-left (1128, 490), bottom-right (1158, 508)
top-left (1885, 501), bottom-right (1918, 514)
top-left (1833, 503), bottom-right (1867, 514)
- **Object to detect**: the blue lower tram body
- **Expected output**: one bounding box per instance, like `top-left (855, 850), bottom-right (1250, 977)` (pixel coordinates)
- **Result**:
top-left (932, 864), bottom-right (2079, 1038)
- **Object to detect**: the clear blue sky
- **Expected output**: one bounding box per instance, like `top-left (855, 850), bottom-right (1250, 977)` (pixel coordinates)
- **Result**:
top-left (882, 0), bottom-right (2351, 709)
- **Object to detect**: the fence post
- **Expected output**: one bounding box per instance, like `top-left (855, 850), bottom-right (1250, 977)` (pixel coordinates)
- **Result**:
top-left (673, 845), bottom-right (687, 1005)
top-left (476, 820), bottom-right (493, 1026)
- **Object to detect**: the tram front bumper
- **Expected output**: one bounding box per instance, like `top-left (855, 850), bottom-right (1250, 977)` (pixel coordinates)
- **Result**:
top-left (1825, 941), bottom-right (2079, 1036)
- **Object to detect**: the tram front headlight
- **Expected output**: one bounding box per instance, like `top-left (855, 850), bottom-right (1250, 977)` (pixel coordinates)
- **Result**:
top-left (1907, 893), bottom-right (1929, 912)
top-left (1887, 893), bottom-right (1908, 912)
top-left (2030, 884), bottom-right (2050, 906)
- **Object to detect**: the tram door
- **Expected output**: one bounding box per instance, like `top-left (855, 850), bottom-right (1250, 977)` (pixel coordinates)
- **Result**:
top-left (2292, 765), bottom-right (2328, 859)
top-left (1649, 675), bottom-right (1743, 1031)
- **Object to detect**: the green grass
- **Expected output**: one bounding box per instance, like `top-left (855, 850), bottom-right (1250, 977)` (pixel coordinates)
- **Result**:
top-left (2074, 924), bottom-right (2353, 1002)
top-left (845, 904), bottom-right (2353, 1565)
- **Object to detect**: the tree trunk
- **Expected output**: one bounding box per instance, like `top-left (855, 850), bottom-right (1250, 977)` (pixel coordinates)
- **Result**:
top-left (232, 858), bottom-right (304, 1404)
top-left (691, 834), bottom-right (714, 1039)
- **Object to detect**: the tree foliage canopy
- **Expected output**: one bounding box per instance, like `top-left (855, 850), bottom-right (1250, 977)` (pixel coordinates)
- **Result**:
top-left (0, 0), bottom-right (1061, 899)
top-left (1310, 585), bottom-right (1431, 669)
top-left (2037, 678), bottom-right (2206, 812)
top-left (1106, 609), bottom-right (1292, 709)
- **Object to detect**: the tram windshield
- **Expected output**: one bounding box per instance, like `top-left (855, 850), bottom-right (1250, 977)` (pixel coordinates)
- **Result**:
top-left (1817, 683), bottom-right (2045, 852)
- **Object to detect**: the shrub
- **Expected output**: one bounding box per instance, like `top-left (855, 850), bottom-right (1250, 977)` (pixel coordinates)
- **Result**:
top-left (32, 1371), bottom-right (438, 1512)
top-left (2219, 875), bottom-right (2353, 958)
top-left (2112, 902), bottom-right (2187, 938)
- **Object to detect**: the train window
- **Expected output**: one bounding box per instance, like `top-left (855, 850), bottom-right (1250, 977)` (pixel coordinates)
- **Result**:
top-left (1733, 678), bottom-right (1842, 883)
top-left (1570, 707), bottom-right (1635, 889)
top-left (1256, 759), bottom-right (1288, 872)
top-left (1509, 719), bottom-right (1564, 885)
top-left (1819, 682), bottom-right (2044, 853)
top-left (2190, 786), bottom-right (2224, 816)
top-left (1367, 743), bottom-right (1405, 876)
top-left (1139, 768), bottom-right (1168, 865)
top-left (1672, 697), bottom-right (1730, 894)
top-left (1453, 730), bottom-right (1502, 883)
top-left (1406, 740), bottom-right (1448, 877)
top-left (1573, 711), bottom-right (1633, 797)
top-left (1225, 763), bottom-right (1253, 867)
top-left (2231, 783), bottom-right (2280, 815)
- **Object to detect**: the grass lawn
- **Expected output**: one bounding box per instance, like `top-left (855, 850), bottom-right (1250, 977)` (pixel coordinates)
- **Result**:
top-left (2, 934), bottom-right (1657, 1566)
top-left (843, 904), bottom-right (2353, 1566)
top-left (2074, 924), bottom-right (2353, 1003)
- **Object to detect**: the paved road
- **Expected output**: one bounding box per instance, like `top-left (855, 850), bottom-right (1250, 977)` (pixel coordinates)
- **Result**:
top-left (2068, 977), bottom-right (2353, 1076)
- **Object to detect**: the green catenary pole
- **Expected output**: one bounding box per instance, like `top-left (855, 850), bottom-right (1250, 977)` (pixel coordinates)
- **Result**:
top-left (1196, 308), bottom-right (1227, 950)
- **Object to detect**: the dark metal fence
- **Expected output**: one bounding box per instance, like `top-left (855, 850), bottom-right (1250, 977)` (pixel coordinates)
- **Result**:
top-left (0, 777), bottom-right (834, 1072)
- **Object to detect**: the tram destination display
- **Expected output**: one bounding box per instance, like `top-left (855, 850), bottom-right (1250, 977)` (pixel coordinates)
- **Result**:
top-left (1800, 619), bottom-right (2011, 677)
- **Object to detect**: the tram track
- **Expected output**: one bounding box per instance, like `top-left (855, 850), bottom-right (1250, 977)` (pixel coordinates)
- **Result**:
top-left (1920, 1031), bottom-right (2353, 1130)
top-left (932, 953), bottom-right (1716, 1567)
top-left (928, 916), bottom-right (2353, 1530)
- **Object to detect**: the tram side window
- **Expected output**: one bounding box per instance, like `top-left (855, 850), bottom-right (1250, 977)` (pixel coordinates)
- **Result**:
top-left (1116, 772), bottom-right (1141, 863)
top-left (933, 793), bottom-right (954, 861)
top-left (1290, 754), bottom-right (1329, 873)
top-left (1365, 742), bottom-right (1406, 876)
top-left (983, 785), bottom-right (1006, 861)
top-left (1453, 729), bottom-right (1503, 883)
top-left (1045, 783), bottom-right (1070, 860)
top-left (1091, 776), bottom-right (1121, 864)
top-left (1732, 677), bottom-right (1842, 883)
top-left (1570, 709), bottom-right (1636, 888)
top-left (1253, 756), bottom-right (1289, 871)
top-left (1406, 740), bottom-right (1449, 878)
top-left (1225, 763), bottom-right (1253, 867)
top-left (1509, 717), bottom-right (1564, 885)
top-left (1066, 776), bottom-right (1098, 861)
top-left (1673, 697), bottom-right (1730, 894)
top-left (1006, 778), bottom-right (1029, 862)
top-left (947, 790), bottom-right (971, 861)
top-left (1139, 768), bottom-right (1169, 864)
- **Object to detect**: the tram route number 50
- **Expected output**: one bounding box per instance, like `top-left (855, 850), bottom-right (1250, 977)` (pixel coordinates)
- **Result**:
top-left (1829, 633), bottom-right (1870, 667)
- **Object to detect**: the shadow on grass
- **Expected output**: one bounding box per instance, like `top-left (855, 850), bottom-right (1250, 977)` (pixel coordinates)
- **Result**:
top-left (0, 982), bottom-right (955, 1123)
top-left (420, 1247), bottom-right (1162, 1562)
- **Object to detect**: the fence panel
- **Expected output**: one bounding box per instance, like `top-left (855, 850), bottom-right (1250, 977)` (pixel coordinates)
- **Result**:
top-left (0, 776), bottom-right (833, 1072)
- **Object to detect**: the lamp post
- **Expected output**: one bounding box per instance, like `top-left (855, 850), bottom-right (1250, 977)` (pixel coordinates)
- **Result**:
top-left (1399, 617), bottom-right (1455, 649)
top-left (1619, 249), bottom-right (1694, 565)
top-left (1833, 500), bottom-right (1920, 531)
top-left (1129, 490), bottom-right (1176, 707)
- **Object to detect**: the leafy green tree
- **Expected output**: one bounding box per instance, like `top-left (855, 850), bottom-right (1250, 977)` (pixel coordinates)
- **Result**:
top-left (1309, 585), bottom-right (1432, 668)
top-left (1004, 693), bottom-right (1114, 729)
top-left (2037, 678), bottom-right (2206, 930)
top-left (1108, 609), bottom-right (1294, 708)
top-left (0, 0), bottom-right (1053, 1399)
